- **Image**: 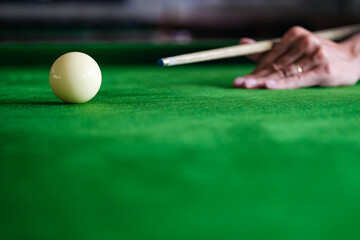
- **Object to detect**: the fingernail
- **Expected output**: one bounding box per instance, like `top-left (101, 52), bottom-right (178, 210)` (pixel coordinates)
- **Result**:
top-left (265, 80), bottom-right (277, 88)
top-left (245, 79), bottom-right (257, 88)
top-left (234, 77), bottom-right (246, 86)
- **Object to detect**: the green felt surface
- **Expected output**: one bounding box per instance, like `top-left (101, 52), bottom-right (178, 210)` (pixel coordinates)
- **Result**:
top-left (1, 44), bottom-right (360, 240)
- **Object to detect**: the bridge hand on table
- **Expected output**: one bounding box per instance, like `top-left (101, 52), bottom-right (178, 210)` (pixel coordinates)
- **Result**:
top-left (234, 26), bottom-right (360, 90)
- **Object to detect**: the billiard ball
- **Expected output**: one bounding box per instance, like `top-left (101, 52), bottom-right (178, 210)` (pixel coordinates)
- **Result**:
top-left (49, 52), bottom-right (102, 104)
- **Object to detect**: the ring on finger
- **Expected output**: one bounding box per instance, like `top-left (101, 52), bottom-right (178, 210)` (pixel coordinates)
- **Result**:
top-left (282, 63), bottom-right (304, 77)
top-left (295, 64), bottom-right (303, 74)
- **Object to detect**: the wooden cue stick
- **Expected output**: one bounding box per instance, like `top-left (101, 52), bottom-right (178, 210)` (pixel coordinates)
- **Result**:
top-left (158, 24), bottom-right (360, 67)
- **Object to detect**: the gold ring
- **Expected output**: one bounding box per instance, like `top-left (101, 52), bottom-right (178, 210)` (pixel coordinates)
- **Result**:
top-left (295, 64), bottom-right (303, 74)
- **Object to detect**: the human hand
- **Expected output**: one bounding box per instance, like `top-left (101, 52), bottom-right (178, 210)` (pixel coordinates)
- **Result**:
top-left (234, 26), bottom-right (360, 89)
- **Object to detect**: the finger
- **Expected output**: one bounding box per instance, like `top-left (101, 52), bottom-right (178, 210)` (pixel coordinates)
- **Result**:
top-left (248, 65), bottom-right (274, 78)
top-left (242, 50), bottom-right (328, 89)
top-left (240, 37), bottom-right (255, 44)
top-left (241, 62), bottom-right (286, 88)
top-left (241, 68), bottom-right (285, 89)
top-left (240, 38), bottom-right (263, 62)
top-left (234, 76), bottom-right (263, 89)
top-left (247, 59), bottom-right (320, 89)
top-left (252, 44), bottom-right (327, 81)
top-left (234, 77), bottom-right (247, 88)
top-left (243, 78), bottom-right (261, 89)
top-left (236, 29), bottom-right (324, 90)
top-left (264, 68), bottom-right (322, 89)
top-left (275, 35), bottom-right (321, 67)
top-left (254, 26), bottom-right (309, 72)
top-left (239, 63), bottom-right (276, 87)
top-left (309, 46), bottom-right (330, 67)
top-left (280, 55), bottom-right (319, 77)
top-left (278, 46), bottom-right (329, 77)
top-left (253, 43), bottom-right (289, 73)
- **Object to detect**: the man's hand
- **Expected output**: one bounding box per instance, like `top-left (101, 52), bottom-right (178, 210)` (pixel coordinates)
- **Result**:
top-left (234, 26), bottom-right (360, 89)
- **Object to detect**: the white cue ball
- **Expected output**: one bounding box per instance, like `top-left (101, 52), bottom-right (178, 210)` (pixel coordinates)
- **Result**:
top-left (49, 52), bottom-right (102, 104)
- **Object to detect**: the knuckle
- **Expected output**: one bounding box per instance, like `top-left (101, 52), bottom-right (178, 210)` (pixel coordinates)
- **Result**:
top-left (298, 35), bottom-right (320, 50)
top-left (315, 47), bottom-right (329, 62)
top-left (322, 63), bottom-right (332, 75)
top-left (289, 26), bottom-right (305, 34)
top-left (286, 26), bottom-right (306, 39)
top-left (311, 37), bottom-right (321, 46)
top-left (300, 35), bottom-right (315, 49)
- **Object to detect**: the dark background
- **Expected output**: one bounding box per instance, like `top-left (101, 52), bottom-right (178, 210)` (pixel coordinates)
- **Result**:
top-left (1, 0), bottom-right (360, 42)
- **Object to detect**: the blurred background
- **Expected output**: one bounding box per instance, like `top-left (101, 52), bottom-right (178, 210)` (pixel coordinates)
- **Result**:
top-left (0, 0), bottom-right (360, 43)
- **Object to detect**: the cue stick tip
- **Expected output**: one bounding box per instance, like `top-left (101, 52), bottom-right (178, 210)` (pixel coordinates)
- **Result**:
top-left (157, 58), bottom-right (169, 67)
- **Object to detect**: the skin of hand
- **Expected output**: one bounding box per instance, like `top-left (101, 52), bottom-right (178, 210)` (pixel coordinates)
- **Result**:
top-left (234, 26), bottom-right (360, 90)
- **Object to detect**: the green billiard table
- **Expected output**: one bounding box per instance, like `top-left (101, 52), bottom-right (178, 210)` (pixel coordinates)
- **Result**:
top-left (1, 43), bottom-right (360, 240)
